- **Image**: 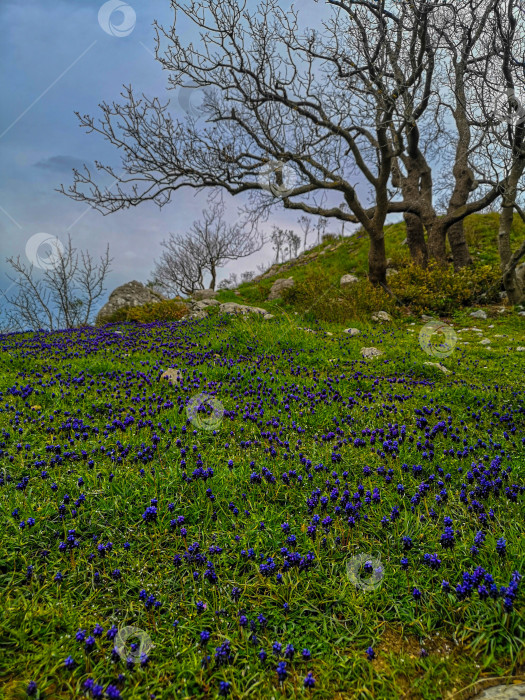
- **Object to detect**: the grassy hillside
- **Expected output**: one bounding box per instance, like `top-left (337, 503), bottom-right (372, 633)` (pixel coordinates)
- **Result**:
top-left (0, 308), bottom-right (524, 699)
top-left (212, 213), bottom-right (525, 322)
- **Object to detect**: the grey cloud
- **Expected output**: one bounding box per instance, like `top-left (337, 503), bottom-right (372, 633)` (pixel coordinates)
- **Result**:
top-left (34, 155), bottom-right (91, 173)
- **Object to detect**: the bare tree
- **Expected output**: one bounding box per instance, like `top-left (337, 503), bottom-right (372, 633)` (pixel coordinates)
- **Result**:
top-left (298, 215), bottom-right (312, 251)
top-left (240, 270), bottom-right (255, 283)
top-left (59, 0), bottom-right (523, 287)
top-left (218, 271), bottom-right (238, 289)
top-left (270, 226), bottom-right (287, 263)
top-left (286, 230), bottom-right (301, 258)
top-left (1, 235), bottom-right (111, 331)
top-left (153, 200), bottom-right (262, 295)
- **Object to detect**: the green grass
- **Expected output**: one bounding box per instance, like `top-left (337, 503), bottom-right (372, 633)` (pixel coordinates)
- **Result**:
top-left (0, 306), bottom-right (524, 699)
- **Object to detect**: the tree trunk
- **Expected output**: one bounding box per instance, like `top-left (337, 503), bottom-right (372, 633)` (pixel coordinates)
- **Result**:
top-left (404, 212), bottom-right (428, 267)
top-left (426, 220), bottom-right (447, 265)
top-left (368, 229), bottom-right (387, 285)
top-left (498, 203), bottom-right (514, 270)
top-left (447, 220), bottom-right (472, 270)
top-left (209, 263), bottom-right (216, 290)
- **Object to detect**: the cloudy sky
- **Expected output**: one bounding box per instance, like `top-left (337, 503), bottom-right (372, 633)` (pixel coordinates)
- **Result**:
top-left (0, 0), bottom-right (359, 315)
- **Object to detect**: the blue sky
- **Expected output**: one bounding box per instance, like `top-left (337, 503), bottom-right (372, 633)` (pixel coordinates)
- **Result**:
top-left (0, 0), bottom-right (356, 310)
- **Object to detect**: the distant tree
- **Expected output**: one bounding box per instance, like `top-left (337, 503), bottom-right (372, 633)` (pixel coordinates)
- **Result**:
top-left (270, 227), bottom-right (288, 263)
top-left (297, 215), bottom-right (312, 251)
top-left (240, 270), bottom-right (255, 283)
top-left (1, 235), bottom-right (111, 332)
top-left (286, 230), bottom-right (301, 258)
top-left (153, 201), bottom-right (263, 295)
top-left (217, 272), bottom-right (238, 289)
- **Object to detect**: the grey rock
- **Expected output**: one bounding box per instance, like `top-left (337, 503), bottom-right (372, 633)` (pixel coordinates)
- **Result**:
top-left (424, 361), bottom-right (451, 374)
top-left (386, 268), bottom-right (398, 278)
top-left (344, 328), bottom-right (361, 336)
top-left (160, 368), bottom-right (182, 386)
top-left (471, 683), bottom-right (525, 699)
top-left (267, 277), bottom-right (295, 300)
top-left (371, 311), bottom-right (392, 322)
top-left (96, 280), bottom-right (166, 324)
top-left (360, 347), bottom-right (384, 359)
top-left (470, 309), bottom-right (487, 320)
top-left (340, 274), bottom-right (359, 286)
top-left (480, 338), bottom-right (491, 345)
top-left (192, 289), bottom-right (218, 300)
top-left (219, 302), bottom-right (268, 316)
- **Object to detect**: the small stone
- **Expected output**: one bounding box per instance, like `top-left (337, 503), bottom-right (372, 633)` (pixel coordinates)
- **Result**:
top-left (267, 277), bottom-right (294, 300)
top-left (263, 314), bottom-right (275, 320)
top-left (421, 314), bottom-right (434, 322)
top-left (344, 328), bottom-right (360, 336)
top-left (371, 311), bottom-right (392, 322)
top-left (480, 338), bottom-right (491, 345)
top-left (160, 369), bottom-right (182, 386)
top-left (360, 347), bottom-right (384, 359)
top-left (517, 347), bottom-right (525, 352)
top-left (470, 309), bottom-right (487, 320)
top-left (340, 274), bottom-right (359, 286)
top-left (471, 683), bottom-right (525, 699)
top-left (518, 311), bottom-right (525, 317)
top-left (424, 362), bottom-right (451, 374)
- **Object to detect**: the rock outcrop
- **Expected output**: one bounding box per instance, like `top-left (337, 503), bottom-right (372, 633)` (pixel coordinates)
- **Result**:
top-left (96, 281), bottom-right (165, 324)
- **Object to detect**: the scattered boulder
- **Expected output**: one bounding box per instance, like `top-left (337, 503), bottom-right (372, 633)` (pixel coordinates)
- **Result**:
top-left (470, 309), bottom-right (487, 320)
top-left (386, 269), bottom-right (398, 278)
top-left (371, 311), bottom-right (392, 323)
top-left (268, 277), bottom-right (295, 300)
top-left (360, 347), bottom-right (384, 359)
top-left (219, 302), bottom-right (272, 318)
top-left (344, 328), bottom-right (360, 336)
top-left (192, 289), bottom-right (218, 300)
top-left (517, 347), bottom-right (525, 352)
top-left (471, 684), bottom-right (525, 700)
top-left (96, 280), bottom-right (166, 324)
top-left (480, 338), bottom-right (491, 345)
top-left (424, 362), bottom-right (451, 374)
top-left (160, 368), bottom-right (182, 386)
top-left (421, 314), bottom-right (434, 322)
top-left (340, 274), bottom-right (359, 286)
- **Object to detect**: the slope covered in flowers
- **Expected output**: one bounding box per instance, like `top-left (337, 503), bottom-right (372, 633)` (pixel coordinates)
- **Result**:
top-left (0, 312), bottom-right (524, 699)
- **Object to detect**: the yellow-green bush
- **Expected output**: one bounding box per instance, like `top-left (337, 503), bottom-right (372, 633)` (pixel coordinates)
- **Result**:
top-left (99, 299), bottom-right (189, 325)
top-left (281, 270), bottom-right (396, 322)
top-left (388, 261), bottom-right (499, 314)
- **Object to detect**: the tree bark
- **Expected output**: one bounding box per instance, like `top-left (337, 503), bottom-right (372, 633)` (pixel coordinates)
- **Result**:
top-left (447, 220), bottom-right (472, 270)
top-left (404, 212), bottom-right (428, 268)
top-left (368, 229), bottom-right (387, 285)
top-left (426, 220), bottom-right (447, 265)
